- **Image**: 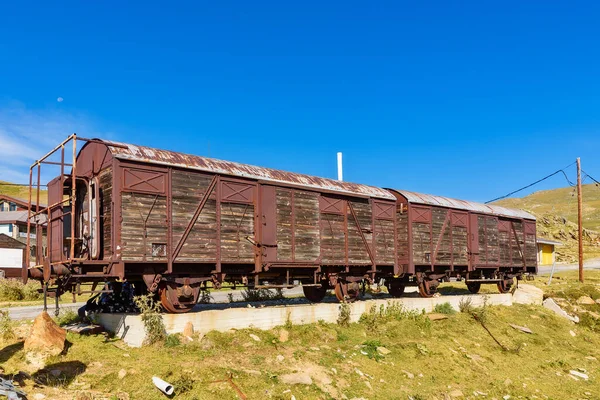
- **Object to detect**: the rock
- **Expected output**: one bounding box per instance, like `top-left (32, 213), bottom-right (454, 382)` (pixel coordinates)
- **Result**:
top-left (504, 378), bottom-right (512, 386)
top-left (24, 312), bottom-right (66, 357)
top-left (509, 324), bottom-right (533, 334)
top-left (585, 356), bottom-right (597, 361)
top-left (279, 329), bottom-right (289, 343)
top-left (596, 299), bottom-right (600, 305)
top-left (570, 370), bottom-right (589, 380)
top-left (249, 333), bottom-right (261, 342)
top-left (33, 394), bottom-right (46, 400)
top-left (377, 346), bottom-right (391, 355)
top-left (542, 298), bottom-right (579, 323)
top-left (50, 369), bottom-right (61, 377)
top-left (364, 381), bottom-right (372, 390)
top-left (449, 390), bottom-right (464, 397)
top-left (576, 296), bottom-right (596, 305)
top-left (427, 313), bottom-right (449, 321)
top-left (279, 372), bottom-right (313, 385)
top-left (118, 369), bottom-right (127, 379)
top-left (402, 370), bottom-right (414, 379)
top-left (570, 330), bottom-right (576, 337)
top-left (63, 323), bottom-right (104, 335)
top-left (310, 347), bottom-right (320, 351)
top-left (503, 396), bottom-right (511, 400)
top-left (512, 284), bottom-right (543, 305)
top-left (276, 355), bottom-right (285, 362)
top-left (183, 322), bottom-right (194, 337)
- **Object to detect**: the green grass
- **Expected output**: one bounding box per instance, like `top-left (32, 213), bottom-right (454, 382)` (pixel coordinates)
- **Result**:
top-left (1, 272), bottom-right (600, 399)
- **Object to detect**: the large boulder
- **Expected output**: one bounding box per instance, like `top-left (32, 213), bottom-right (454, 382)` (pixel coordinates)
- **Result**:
top-left (24, 312), bottom-right (66, 356)
top-left (512, 284), bottom-right (544, 305)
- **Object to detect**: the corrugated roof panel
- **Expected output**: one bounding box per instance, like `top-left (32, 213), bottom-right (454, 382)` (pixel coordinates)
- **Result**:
top-left (390, 189), bottom-right (536, 220)
top-left (101, 140), bottom-right (396, 200)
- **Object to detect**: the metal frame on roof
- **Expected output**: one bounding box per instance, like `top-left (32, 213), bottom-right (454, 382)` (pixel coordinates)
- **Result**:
top-left (99, 140), bottom-right (396, 200)
top-left (390, 189), bottom-right (536, 220)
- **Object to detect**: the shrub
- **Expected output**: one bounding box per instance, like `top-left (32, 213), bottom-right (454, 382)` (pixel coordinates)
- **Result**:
top-left (458, 297), bottom-right (474, 313)
top-left (0, 310), bottom-right (15, 341)
top-left (433, 302), bottom-right (456, 315)
top-left (359, 302), bottom-right (431, 331)
top-left (165, 334), bottom-right (181, 347)
top-left (337, 303), bottom-right (351, 327)
top-left (133, 294), bottom-right (166, 345)
top-left (241, 288), bottom-right (284, 302)
top-left (198, 290), bottom-right (213, 304)
top-left (362, 339), bottom-right (384, 361)
top-left (0, 279), bottom-right (43, 302)
top-left (55, 309), bottom-right (80, 326)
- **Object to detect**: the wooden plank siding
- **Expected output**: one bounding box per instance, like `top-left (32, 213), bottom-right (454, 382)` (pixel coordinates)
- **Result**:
top-left (121, 193), bottom-right (168, 261)
top-left (171, 170), bottom-right (217, 262)
top-left (98, 168), bottom-right (112, 258)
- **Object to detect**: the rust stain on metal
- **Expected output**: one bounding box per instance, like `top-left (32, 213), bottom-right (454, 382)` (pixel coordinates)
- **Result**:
top-left (102, 140), bottom-right (395, 200)
top-left (390, 189), bottom-right (535, 220)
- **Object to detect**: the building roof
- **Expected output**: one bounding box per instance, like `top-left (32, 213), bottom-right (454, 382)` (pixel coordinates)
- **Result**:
top-left (390, 189), bottom-right (536, 220)
top-left (0, 194), bottom-right (46, 209)
top-left (0, 210), bottom-right (47, 225)
top-left (0, 233), bottom-right (26, 249)
top-left (98, 139), bottom-right (396, 200)
top-left (537, 238), bottom-right (562, 245)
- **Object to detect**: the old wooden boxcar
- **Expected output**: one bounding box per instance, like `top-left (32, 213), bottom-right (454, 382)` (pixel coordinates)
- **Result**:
top-left (26, 136), bottom-right (537, 312)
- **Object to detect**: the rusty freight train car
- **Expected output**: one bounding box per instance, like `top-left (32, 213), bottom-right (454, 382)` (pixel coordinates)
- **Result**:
top-left (25, 135), bottom-right (537, 313)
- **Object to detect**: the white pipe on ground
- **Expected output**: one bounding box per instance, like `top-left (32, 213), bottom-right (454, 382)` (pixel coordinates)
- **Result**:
top-left (152, 376), bottom-right (174, 396)
top-left (337, 152), bottom-right (343, 181)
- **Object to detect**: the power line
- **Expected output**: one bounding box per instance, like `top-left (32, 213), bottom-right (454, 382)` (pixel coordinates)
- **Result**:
top-left (582, 170), bottom-right (600, 186)
top-left (485, 162), bottom-right (576, 204)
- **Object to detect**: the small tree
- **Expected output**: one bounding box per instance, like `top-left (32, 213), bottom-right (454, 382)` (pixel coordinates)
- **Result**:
top-left (133, 294), bottom-right (166, 345)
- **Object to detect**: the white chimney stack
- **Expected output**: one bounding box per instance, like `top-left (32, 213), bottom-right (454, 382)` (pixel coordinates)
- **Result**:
top-left (337, 152), bottom-right (343, 181)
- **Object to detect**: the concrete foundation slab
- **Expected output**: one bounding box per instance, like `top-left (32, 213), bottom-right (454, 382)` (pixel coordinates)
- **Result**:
top-left (98, 293), bottom-right (514, 347)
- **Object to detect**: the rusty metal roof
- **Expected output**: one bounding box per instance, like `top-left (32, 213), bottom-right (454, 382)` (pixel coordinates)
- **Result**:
top-left (390, 189), bottom-right (536, 220)
top-left (100, 140), bottom-right (396, 200)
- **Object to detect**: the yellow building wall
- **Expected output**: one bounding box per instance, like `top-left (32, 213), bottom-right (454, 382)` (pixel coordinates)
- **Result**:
top-left (540, 244), bottom-right (554, 265)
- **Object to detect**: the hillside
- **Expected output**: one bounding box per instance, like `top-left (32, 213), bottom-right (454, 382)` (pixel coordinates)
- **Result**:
top-left (496, 183), bottom-right (600, 262)
top-left (0, 181), bottom-right (48, 205)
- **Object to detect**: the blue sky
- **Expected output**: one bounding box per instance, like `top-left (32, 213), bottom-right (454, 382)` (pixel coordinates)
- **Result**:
top-left (1, 1), bottom-right (599, 202)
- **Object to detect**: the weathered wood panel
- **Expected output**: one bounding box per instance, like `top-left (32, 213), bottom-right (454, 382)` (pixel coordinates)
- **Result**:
top-left (293, 191), bottom-right (320, 262)
top-left (98, 168), bottom-right (112, 258)
top-left (374, 218), bottom-right (395, 264)
top-left (486, 217), bottom-right (499, 265)
top-left (412, 222), bottom-right (431, 265)
top-left (220, 202), bottom-right (254, 262)
top-left (396, 211), bottom-right (409, 264)
top-left (275, 189), bottom-right (293, 261)
top-left (121, 193), bottom-right (168, 261)
top-left (511, 221), bottom-right (524, 265)
top-left (346, 201), bottom-right (371, 264)
top-left (431, 208), bottom-right (452, 265)
top-left (452, 225), bottom-right (468, 265)
top-left (171, 170), bottom-right (217, 262)
top-left (321, 212), bottom-right (346, 264)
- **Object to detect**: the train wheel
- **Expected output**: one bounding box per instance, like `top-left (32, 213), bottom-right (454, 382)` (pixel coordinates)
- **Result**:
top-left (387, 281), bottom-right (406, 297)
top-left (334, 282), bottom-right (360, 303)
top-left (158, 283), bottom-right (197, 314)
top-left (303, 285), bottom-right (328, 303)
top-left (497, 277), bottom-right (514, 294)
top-left (466, 282), bottom-right (481, 294)
top-left (418, 280), bottom-right (438, 298)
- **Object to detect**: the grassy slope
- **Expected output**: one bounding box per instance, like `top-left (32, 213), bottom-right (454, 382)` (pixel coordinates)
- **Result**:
top-left (496, 184), bottom-right (600, 262)
top-left (0, 181), bottom-right (48, 206)
top-left (496, 183), bottom-right (600, 231)
top-left (1, 272), bottom-right (600, 400)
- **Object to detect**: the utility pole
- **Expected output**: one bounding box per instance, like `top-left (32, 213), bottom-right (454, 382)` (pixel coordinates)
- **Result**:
top-left (577, 157), bottom-right (584, 283)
